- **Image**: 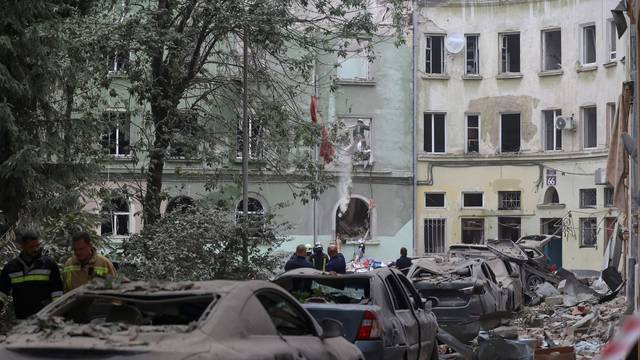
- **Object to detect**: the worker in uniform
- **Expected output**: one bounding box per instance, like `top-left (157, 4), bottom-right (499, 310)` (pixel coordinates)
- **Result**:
top-left (0, 232), bottom-right (64, 319)
top-left (63, 232), bottom-right (117, 292)
top-left (310, 243), bottom-right (329, 271)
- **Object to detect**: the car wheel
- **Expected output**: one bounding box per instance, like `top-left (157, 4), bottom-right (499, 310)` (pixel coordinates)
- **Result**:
top-left (526, 274), bottom-right (544, 292)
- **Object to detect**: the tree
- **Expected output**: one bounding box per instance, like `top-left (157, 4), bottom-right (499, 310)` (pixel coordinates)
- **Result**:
top-left (91, 0), bottom-right (408, 227)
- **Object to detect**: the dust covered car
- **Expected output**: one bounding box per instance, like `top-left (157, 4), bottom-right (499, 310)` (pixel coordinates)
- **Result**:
top-left (408, 257), bottom-right (509, 343)
top-left (0, 280), bottom-right (364, 360)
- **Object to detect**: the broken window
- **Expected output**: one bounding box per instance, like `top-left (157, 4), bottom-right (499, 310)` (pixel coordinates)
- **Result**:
top-left (166, 195), bottom-right (195, 214)
top-left (461, 218), bottom-right (484, 244)
top-left (608, 19), bottom-right (617, 61)
top-left (498, 217), bottom-right (521, 241)
top-left (424, 218), bottom-right (445, 253)
top-left (543, 109), bottom-right (562, 151)
top-left (498, 191), bottom-right (521, 210)
top-left (425, 193), bottom-right (445, 208)
top-left (583, 106), bottom-right (597, 149)
top-left (499, 33), bottom-right (520, 73)
top-left (100, 191), bottom-right (131, 237)
top-left (337, 39), bottom-right (371, 80)
top-left (426, 35), bottom-right (445, 74)
top-left (541, 29), bottom-right (561, 71)
top-left (605, 217), bottom-right (617, 248)
top-left (582, 24), bottom-right (596, 65)
top-left (236, 197), bottom-right (266, 238)
top-left (466, 114), bottom-right (480, 153)
top-left (336, 197), bottom-right (372, 242)
top-left (543, 187), bottom-right (560, 204)
top-left (108, 51), bottom-right (129, 74)
top-left (501, 113), bottom-right (520, 152)
top-left (580, 188), bottom-right (597, 208)
top-left (101, 111), bottom-right (130, 156)
top-left (580, 218), bottom-right (598, 247)
top-left (169, 110), bottom-right (200, 159)
top-left (237, 116), bottom-right (263, 160)
top-left (604, 187), bottom-right (614, 207)
top-left (606, 103), bottom-right (616, 146)
top-left (465, 35), bottom-right (479, 75)
top-left (424, 113), bottom-right (445, 153)
top-left (339, 118), bottom-right (372, 166)
top-left (462, 192), bottom-right (483, 208)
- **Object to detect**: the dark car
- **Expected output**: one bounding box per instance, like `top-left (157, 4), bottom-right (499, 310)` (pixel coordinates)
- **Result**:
top-left (0, 280), bottom-right (364, 360)
top-left (515, 235), bottom-right (563, 297)
top-left (408, 257), bottom-right (508, 343)
top-left (273, 267), bottom-right (439, 360)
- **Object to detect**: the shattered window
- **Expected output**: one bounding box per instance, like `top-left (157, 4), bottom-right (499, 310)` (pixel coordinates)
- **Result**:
top-left (336, 197), bottom-right (372, 242)
top-left (498, 217), bottom-right (521, 241)
top-left (108, 51), bottom-right (129, 74)
top-left (425, 193), bottom-right (445, 208)
top-left (237, 116), bottom-right (263, 160)
top-left (424, 113), bottom-right (445, 153)
top-left (426, 35), bottom-right (445, 74)
top-left (337, 39), bottom-right (371, 80)
top-left (604, 187), bottom-right (614, 207)
top-left (500, 113), bottom-right (521, 153)
top-left (498, 191), bottom-right (521, 210)
top-left (499, 33), bottom-right (520, 73)
top-left (101, 111), bottom-right (130, 156)
top-left (100, 191), bottom-right (131, 237)
top-left (580, 188), bottom-right (597, 208)
top-left (608, 19), bottom-right (617, 61)
top-left (256, 291), bottom-right (314, 336)
top-left (606, 103), bottom-right (616, 146)
top-left (542, 29), bottom-right (562, 71)
top-left (339, 118), bottom-right (372, 166)
top-left (580, 218), bottom-right (598, 247)
top-left (461, 218), bottom-right (484, 244)
top-left (466, 115), bottom-right (480, 153)
top-left (582, 24), bottom-right (596, 65)
top-left (424, 219), bottom-right (445, 253)
top-left (465, 35), bottom-right (479, 75)
top-left (583, 106), bottom-right (597, 149)
top-left (543, 110), bottom-right (562, 151)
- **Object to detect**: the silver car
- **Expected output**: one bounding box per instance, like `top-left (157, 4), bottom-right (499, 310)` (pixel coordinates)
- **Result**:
top-left (0, 280), bottom-right (364, 360)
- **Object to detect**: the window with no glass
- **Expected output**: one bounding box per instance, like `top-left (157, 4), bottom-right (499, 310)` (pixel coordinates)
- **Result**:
top-left (424, 219), bottom-right (446, 254)
top-left (580, 218), bottom-right (598, 247)
top-left (499, 33), bottom-right (520, 73)
top-left (101, 111), bottom-right (130, 156)
top-left (580, 188), bottom-right (597, 208)
top-left (501, 113), bottom-right (521, 152)
top-left (461, 218), bottom-right (484, 244)
top-left (604, 187), bottom-right (614, 208)
top-left (498, 217), bottom-right (521, 241)
top-left (465, 35), bottom-right (479, 75)
top-left (582, 24), bottom-right (596, 65)
top-left (424, 113), bottom-right (445, 153)
top-left (463, 192), bottom-right (483, 208)
top-left (583, 106), bottom-right (597, 149)
top-left (542, 29), bottom-right (561, 71)
top-left (426, 35), bottom-right (445, 74)
top-left (466, 115), bottom-right (480, 153)
top-left (425, 193), bottom-right (445, 208)
top-left (498, 191), bottom-right (521, 210)
top-left (608, 19), bottom-right (617, 61)
top-left (337, 39), bottom-right (371, 80)
top-left (606, 103), bottom-right (616, 146)
top-left (543, 110), bottom-right (562, 151)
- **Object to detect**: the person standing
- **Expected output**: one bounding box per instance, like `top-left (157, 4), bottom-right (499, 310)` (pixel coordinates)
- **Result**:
top-left (63, 232), bottom-right (117, 292)
top-left (0, 232), bottom-right (64, 319)
top-left (395, 247), bottom-right (412, 274)
top-left (284, 244), bottom-right (313, 271)
top-left (326, 244), bottom-right (346, 274)
top-left (310, 243), bottom-right (329, 271)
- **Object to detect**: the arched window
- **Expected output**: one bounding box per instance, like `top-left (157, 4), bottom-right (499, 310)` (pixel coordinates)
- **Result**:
top-left (544, 187), bottom-right (560, 204)
top-left (336, 197), bottom-right (372, 242)
top-left (166, 195), bottom-right (195, 214)
top-left (100, 191), bottom-right (131, 237)
top-left (236, 197), bottom-right (266, 237)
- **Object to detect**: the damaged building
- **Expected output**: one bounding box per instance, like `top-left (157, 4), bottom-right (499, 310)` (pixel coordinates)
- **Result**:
top-left (415, 0), bottom-right (629, 271)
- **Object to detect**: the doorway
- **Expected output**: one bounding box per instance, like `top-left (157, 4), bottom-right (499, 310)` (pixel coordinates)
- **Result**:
top-left (540, 218), bottom-right (563, 268)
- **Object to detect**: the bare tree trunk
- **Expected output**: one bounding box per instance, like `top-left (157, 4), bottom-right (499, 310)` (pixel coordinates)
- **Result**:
top-left (143, 108), bottom-right (170, 226)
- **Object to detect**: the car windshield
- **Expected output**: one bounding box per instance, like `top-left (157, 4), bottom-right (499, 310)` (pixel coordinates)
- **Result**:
top-left (280, 277), bottom-right (370, 304)
top-left (51, 293), bottom-right (217, 329)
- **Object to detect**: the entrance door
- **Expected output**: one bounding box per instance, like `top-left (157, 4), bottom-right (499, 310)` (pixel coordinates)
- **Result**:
top-left (540, 218), bottom-right (562, 268)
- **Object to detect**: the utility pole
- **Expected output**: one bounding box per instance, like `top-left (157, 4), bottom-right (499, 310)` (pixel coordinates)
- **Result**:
top-left (241, 25), bottom-right (249, 263)
top-left (313, 63), bottom-right (319, 245)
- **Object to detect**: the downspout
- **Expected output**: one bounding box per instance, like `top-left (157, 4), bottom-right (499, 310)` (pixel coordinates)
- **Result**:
top-left (629, 22), bottom-right (639, 313)
top-left (412, 3), bottom-right (418, 256)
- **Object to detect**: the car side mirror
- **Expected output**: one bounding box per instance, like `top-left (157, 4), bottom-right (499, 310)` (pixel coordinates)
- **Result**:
top-left (321, 318), bottom-right (344, 339)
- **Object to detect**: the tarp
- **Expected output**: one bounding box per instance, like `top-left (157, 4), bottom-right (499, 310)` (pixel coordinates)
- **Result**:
top-left (606, 84), bottom-right (632, 215)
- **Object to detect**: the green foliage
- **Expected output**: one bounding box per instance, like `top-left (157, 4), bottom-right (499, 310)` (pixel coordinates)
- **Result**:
top-left (119, 200), bottom-right (291, 282)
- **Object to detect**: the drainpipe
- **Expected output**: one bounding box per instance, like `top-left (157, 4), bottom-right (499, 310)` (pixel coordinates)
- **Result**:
top-left (630, 24), bottom-right (639, 313)
top-left (412, 3), bottom-right (418, 256)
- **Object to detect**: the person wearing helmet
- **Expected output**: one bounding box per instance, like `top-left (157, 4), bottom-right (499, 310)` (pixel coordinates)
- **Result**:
top-left (310, 243), bottom-right (329, 271)
top-left (304, 243), bottom-right (313, 263)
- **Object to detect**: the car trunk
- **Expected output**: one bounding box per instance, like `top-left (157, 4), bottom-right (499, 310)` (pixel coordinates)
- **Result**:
top-left (414, 281), bottom-right (477, 308)
top-left (304, 303), bottom-right (380, 342)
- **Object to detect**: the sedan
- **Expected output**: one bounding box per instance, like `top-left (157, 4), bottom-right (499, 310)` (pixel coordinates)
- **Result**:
top-left (0, 280), bottom-right (364, 360)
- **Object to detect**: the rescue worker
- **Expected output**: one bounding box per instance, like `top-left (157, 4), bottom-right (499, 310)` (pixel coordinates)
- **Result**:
top-left (304, 243), bottom-right (313, 263)
top-left (310, 243), bottom-right (329, 271)
top-left (284, 244), bottom-right (313, 271)
top-left (395, 247), bottom-right (412, 275)
top-left (0, 232), bottom-right (63, 319)
top-left (63, 232), bottom-right (117, 292)
top-left (326, 244), bottom-right (346, 274)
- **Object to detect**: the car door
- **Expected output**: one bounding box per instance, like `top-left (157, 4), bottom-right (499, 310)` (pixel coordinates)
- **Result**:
top-left (480, 262), bottom-right (505, 312)
top-left (383, 273), bottom-right (420, 360)
top-left (395, 271), bottom-right (438, 360)
top-left (255, 290), bottom-right (340, 360)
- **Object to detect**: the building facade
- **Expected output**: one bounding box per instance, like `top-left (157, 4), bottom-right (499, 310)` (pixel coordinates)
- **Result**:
top-left (415, 0), bottom-right (628, 270)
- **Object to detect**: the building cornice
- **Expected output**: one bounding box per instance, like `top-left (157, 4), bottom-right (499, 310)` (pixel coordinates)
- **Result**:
top-left (417, 150), bottom-right (608, 163)
top-left (417, 0), bottom-right (554, 8)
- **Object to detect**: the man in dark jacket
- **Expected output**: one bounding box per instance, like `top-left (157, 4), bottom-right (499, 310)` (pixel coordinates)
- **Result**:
top-left (284, 244), bottom-right (313, 271)
top-left (395, 247), bottom-right (412, 275)
top-left (0, 232), bottom-right (64, 319)
top-left (326, 244), bottom-right (346, 274)
top-left (310, 243), bottom-right (329, 271)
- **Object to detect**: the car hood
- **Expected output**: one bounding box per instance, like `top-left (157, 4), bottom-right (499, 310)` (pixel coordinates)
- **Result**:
top-left (516, 234), bottom-right (560, 251)
top-left (487, 239), bottom-right (529, 263)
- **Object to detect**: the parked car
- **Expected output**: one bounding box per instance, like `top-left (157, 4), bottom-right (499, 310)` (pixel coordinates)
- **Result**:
top-left (0, 280), bottom-right (364, 360)
top-left (273, 267), bottom-right (439, 360)
top-left (448, 242), bottom-right (525, 311)
top-left (514, 235), bottom-right (563, 296)
top-left (408, 257), bottom-right (509, 343)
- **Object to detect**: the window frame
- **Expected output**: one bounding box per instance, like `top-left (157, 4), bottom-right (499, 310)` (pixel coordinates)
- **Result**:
top-left (541, 28), bottom-right (562, 71)
top-left (254, 290), bottom-right (318, 336)
top-left (465, 114), bottom-right (480, 153)
top-left (425, 34), bottom-right (446, 75)
top-left (461, 218), bottom-right (485, 245)
top-left (500, 112), bottom-right (521, 153)
top-left (607, 19), bottom-right (617, 61)
top-left (462, 192), bottom-right (484, 209)
top-left (580, 217), bottom-right (598, 248)
top-left (606, 102), bottom-right (616, 146)
top-left (100, 193), bottom-right (134, 239)
top-left (236, 115), bottom-right (264, 160)
top-left (604, 187), bottom-right (614, 208)
top-left (424, 218), bottom-right (446, 254)
top-left (498, 191), bottom-right (522, 210)
top-left (425, 192), bottom-right (446, 209)
top-left (579, 188), bottom-right (597, 209)
top-left (581, 23), bottom-right (597, 66)
top-left (542, 109), bottom-right (562, 151)
top-left (582, 106), bottom-right (598, 149)
top-left (465, 34), bottom-right (480, 75)
top-left (499, 32), bottom-right (521, 74)
top-left (336, 38), bottom-right (372, 81)
top-left (424, 112), bottom-right (446, 154)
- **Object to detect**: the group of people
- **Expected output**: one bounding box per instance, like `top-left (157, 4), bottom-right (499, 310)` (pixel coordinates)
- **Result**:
top-left (0, 231), bottom-right (117, 319)
top-left (285, 243), bottom-right (346, 274)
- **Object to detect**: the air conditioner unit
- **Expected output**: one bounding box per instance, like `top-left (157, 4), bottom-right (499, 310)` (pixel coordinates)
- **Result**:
top-left (595, 168), bottom-right (608, 185)
top-left (555, 116), bottom-right (576, 131)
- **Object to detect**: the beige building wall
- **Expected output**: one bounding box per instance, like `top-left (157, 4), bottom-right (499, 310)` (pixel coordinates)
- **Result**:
top-left (415, 0), bottom-right (627, 271)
